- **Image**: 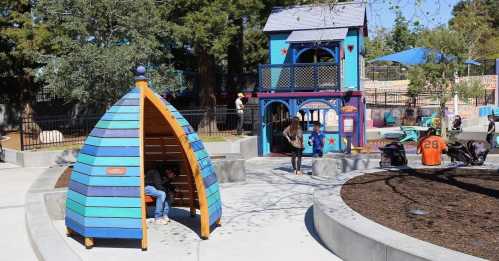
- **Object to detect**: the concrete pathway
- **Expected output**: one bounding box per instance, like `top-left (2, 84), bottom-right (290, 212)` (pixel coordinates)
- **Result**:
top-left (53, 157), bottom-right (342, 261)
top-left (0, 163), bottom-right (46, 261)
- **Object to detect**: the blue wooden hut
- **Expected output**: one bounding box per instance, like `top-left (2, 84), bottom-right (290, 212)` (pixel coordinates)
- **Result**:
top-left (65, 68), bottom-right (222, 250)
top-left (258, 2), bottom-right (367, 155)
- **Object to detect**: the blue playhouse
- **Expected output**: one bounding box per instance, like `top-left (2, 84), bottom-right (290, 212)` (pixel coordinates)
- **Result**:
top-left (258, 2), bottom-right (367, 155)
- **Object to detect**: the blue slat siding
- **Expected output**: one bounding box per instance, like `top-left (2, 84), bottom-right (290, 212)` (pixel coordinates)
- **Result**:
top-left (66, 209), bottom-right (142, 229)
top-left (77, 154), bottom-right (140, 166)
top-left (85, 137), bottom-right (140, 147)
top-left (96, 120), bottom-right (139, 129)
top-left (69, 181), bottom-right (140, 197)
top-left (66, 218), bottom-right (142, 239)
top-left (101, 113), bottom-right (140, 121)
top-left (67, 190), bottom-right (141, 207)
top-left (73, 163), bottom-right (140, 176)
top-left (79, 145), bottom-right (140, 158)
top-left (107, 106), bottom-right (140, 113)
top-left (71, 171), bottom-right (140, 187)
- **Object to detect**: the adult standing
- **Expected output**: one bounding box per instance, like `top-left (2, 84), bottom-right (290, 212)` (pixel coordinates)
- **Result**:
top-left (283, 117), bottom-right (304, 175)
top-left (486, 114), bottom-right (495, 147)
top-left (235, 93), bottom-right (244, 135)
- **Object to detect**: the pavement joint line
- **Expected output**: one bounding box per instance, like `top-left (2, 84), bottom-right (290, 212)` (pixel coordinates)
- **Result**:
top-left (0, 204), bottom-right (25, 210)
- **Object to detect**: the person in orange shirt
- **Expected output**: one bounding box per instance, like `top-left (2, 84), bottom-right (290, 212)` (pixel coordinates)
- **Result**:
top-left (417, 127), bottom-right (447, 166)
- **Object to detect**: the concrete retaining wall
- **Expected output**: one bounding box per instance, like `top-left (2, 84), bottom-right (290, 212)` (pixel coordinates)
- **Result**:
top-left (313, 169), bottom-right (487, 261)
top-left (204, 136), bottom-right (257, 159)
top-left (312, 156), bottom-right (379, 177)
top-left (3, 148), bottom-right (78, 167)
top-left (26, 166), bottom-right (81, 261)
top-left (212, 159), bottom-right (246, 183)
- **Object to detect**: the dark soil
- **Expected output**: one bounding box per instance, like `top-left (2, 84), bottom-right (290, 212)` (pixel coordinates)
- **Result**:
top-left (55, 167), bottom-right (72, 188)
top-left (341, 168), bottom-right (499, 260)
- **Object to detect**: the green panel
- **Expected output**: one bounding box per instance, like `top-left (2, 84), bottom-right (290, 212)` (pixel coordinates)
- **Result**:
top-left (96, 121), bottom-right (139, 129)
top-left (67, 191), bottom-right (141, 207)
top-left (108, 106), bottom-right (140, 113)
top-left (85, 137), bottom-right (140, 147)
top-left (67, 200), bottom-right (141, 218)
top-left (77, 154), bottom-right (140, 166)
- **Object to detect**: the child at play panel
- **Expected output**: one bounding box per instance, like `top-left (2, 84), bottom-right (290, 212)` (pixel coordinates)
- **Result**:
top-left (308, 122), bottom-right (325, 157)
top-left (417, 127), bottom-right (447, 166)
top-left (145, 165), bottom-right (177, 225)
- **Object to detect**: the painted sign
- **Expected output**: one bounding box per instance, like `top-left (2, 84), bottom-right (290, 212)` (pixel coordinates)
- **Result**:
top-left (301, 102), bottom-right (330, 110)
top-left (341, 105), bottom-right (358, 113)
top-left (106, 167), bottom-right (127, 175)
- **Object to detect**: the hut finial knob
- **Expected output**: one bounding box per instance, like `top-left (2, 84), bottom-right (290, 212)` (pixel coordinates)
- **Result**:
top-left (135, 66), bottom-right (147, 81)
top-left (136, 66), bottom-right (146, 76)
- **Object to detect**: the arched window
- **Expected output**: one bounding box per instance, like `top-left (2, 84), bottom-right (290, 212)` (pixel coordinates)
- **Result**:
top-left (296, 48), bottom-right (335, 63)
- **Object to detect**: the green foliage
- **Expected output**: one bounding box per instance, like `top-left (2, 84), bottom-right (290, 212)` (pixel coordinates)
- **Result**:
top-left (407, 66), bottom-right (425, 97)
top-left (34, 0), bottom-right (178, 107)
top-left (0, 0), bottom-right (53, 105)
top-left (364, 28), bottom-right (392, 61)
top-left (387, 10), bottom-right (416, 52)
top-left (456, 78), bottom-right (486, 100)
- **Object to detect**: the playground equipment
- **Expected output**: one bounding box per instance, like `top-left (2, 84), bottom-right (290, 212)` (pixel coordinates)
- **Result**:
top-left (383, 112), bottom-right (396, 127)
top-left (65, 67), bottom-right (222, 250)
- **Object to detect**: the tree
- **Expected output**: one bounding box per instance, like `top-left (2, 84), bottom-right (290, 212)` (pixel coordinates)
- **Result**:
top-left (364, 28), bottom-right (392, 61)
top-left (387, 10), bottom-right (416, 52)
top-left (34, 0), bottom-right (177, 112)
top-left (412, 27), bottom-right (466, 138)
top-left (450, 1), bottom-right (492, 61)
top-left (450, 0), bottom-right (499, 59)
top-left (0, 0), bottom-right (54, 133)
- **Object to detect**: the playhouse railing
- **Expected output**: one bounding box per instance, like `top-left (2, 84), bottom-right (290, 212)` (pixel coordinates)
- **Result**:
top-left (258, 62), bottom-right (340, 92)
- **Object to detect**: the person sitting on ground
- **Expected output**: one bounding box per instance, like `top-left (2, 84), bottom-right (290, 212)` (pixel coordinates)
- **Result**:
top-left (308, 122), bottom-right (325, 158)
top-left (452, 115), bottom-right (462, 131)
top-left (417, 127), bottom-right (447, 166)
top-left (145, 165), bottom-right (176, 224)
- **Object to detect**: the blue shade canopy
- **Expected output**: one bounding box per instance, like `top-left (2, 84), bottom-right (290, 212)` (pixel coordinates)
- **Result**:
top-left (464, 59), bottom-right (481, 65)
top-left (370, 47), bottom-right (455, 65)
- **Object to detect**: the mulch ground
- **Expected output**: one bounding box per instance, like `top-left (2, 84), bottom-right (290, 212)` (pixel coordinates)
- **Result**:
top-left (341, 168), bottom-right (499, 260)
top-left (55, 167), bottom-right (72, 188)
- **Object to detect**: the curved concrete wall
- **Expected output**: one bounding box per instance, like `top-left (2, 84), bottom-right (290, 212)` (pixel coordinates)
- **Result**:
top-left (313, 169), bottom-right (486, 261)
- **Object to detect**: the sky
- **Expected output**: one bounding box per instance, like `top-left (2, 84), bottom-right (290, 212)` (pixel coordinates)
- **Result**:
top-left (367, 0), bottom-right (460, 34)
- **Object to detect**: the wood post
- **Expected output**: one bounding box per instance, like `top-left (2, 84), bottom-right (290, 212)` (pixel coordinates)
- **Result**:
top-left (84, 237), bottom-right (94, 249)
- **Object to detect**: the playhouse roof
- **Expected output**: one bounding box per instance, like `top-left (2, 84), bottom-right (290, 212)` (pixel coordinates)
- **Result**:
top-left (263, 2), bottom-right (366, 33)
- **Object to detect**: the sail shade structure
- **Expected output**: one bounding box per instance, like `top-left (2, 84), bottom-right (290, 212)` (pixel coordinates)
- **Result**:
top-left (370, 47), bottom-right (455, 65)
top-left (65, 69), bottom-right (222, 250)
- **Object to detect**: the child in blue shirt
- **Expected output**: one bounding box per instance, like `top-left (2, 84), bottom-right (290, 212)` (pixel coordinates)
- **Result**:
top-left (308, 122), bottom-right (325, 157)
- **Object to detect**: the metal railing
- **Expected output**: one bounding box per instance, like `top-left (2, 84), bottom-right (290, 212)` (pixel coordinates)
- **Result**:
top-left (365, 64), bottom-right (408, 81)
top-left (364, 90), bottom-right (495, 108)
top-left (259, 62), bottom-right (340, 92)
top-left (19, 107), bottom-right (259, 151)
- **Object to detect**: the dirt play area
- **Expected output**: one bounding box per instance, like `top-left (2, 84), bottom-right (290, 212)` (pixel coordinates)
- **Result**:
top-left (341, 168), bottom-right (499, 260)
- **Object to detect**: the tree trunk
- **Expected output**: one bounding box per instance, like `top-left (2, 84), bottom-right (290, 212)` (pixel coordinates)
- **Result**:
top-left (227, 18), bottom-right (244, 101)
top-left (197, 48), bottom-right (218, 134)
top-left (21, 103), bottom-right (42, 138)
top-left (440, 102), bottom-right (447, 139)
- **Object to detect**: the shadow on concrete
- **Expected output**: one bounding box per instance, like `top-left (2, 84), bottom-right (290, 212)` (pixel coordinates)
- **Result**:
top-left (304, 206), bottom-right (335, 254)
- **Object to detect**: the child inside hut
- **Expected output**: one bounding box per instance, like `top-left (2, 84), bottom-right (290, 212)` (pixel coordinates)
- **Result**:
top-left (145, 165), bottom-right (177, 224)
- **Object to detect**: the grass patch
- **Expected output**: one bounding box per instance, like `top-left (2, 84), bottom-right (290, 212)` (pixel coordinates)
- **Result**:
top-left (199, 136), bottom-right (226, 142)
top-left (31, 144), bottom-right (83, 151)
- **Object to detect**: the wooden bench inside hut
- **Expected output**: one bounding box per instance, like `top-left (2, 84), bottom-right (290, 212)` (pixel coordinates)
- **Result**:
top-left (143, 98), bottom-right (198, 217)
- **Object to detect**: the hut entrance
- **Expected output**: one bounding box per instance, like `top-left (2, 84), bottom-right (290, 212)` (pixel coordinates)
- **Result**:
top-left (143, 98), bottom-right (198, 217)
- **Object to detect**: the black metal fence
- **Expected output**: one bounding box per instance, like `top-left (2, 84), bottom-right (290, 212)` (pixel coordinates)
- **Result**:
top-left (19, 107), bottom-right (259, 151)
top-left (365, 89), bottom-right (495, 108)
top-left (365, 64), bottom-right (408, 81)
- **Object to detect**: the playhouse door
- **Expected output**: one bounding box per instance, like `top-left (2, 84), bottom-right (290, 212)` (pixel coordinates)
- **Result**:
top-left (263, 102), bottom-right (290, 155)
